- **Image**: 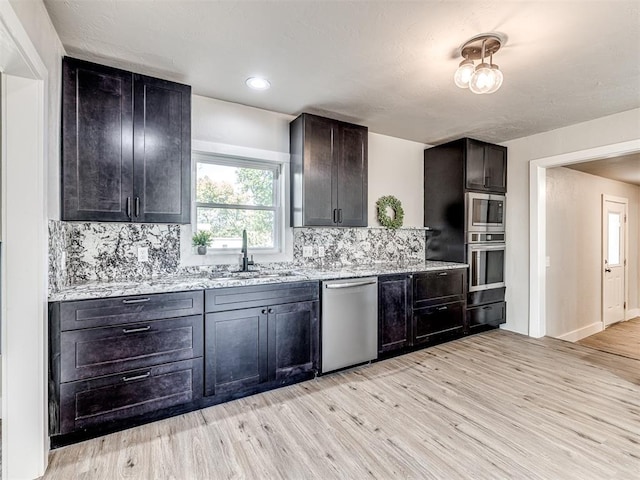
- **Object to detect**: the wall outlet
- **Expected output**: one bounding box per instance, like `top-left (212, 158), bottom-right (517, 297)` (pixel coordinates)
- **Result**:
top-left (317, 246), bottom-right (325, 257)
top-left (302, 246), bottom-right (313, 258)
top-left (138, 246), bottom-right (149, 262)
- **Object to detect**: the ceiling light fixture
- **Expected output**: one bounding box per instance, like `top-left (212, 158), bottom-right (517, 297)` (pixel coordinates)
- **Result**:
top-left (454, 33), bottom-right (505, 94)
top-left (245, 77), bottom-right (271, 90)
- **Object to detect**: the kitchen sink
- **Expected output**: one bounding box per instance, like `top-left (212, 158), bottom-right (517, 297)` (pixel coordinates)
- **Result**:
top-left (207, 271), bottom-right (304, 280)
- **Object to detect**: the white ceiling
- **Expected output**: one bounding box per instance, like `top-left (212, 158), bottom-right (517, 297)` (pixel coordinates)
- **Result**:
top-left (565, 153), bottom-right (640, 186)
top-left (43, 0), bottom-right (640, 145)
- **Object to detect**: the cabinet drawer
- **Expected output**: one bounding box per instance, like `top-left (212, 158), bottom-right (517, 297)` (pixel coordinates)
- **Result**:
top-left (59, 290), bottom-right (203, 331)
top-left (467, 301), bottom-right (506, 330)
top-left (59, 359), bottom-right (202, 434)
top-left (205, 281), bottom-right (319, 313)
top-left (60, 315), bottom-right (203, 382)
top-left (413, 301), bottom-right (464, 344)
top-left (413, 269), bottom-right (466, 308)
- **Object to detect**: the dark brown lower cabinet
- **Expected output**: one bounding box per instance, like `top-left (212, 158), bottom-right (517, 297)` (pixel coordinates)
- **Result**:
top-left (59, 359), bottom-right (202, 434)
top-left (204, 300), bottom-right (319, 397)
top-left (204, 307), bottom-right (267, 396)
top-left (378, 269), bottom-right (467, 355)
top-left (378, 274), bottom-right (412, 353)
top-left (467, 301), bottom-right (506, 332)
top-left (60, 314), bottom-right (203, 382)
top-left (413, 301), bottom-right (465, 345)
top-left (49, 291), bottom-right (205, 445)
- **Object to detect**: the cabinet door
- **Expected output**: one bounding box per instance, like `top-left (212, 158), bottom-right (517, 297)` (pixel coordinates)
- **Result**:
top-left (59, 359), bottom-right (202, 434)
top-left (413, 269), bottom-right (466, 309)
top-left (302, 114), bottom-right (337, 226)
top-left (378, 275), bottom-right (412, 353)
top-left (133, 75), bottom-right (191, 223)
top-left (61, 58), bottom-right (133, 222)
top-left (267, 301), bottom-right (319, 381)
top-left (413, 301), bottom-right (464, 345)
top-left (337, 123), bottom-right (368, 226)
top-left (465, 139), bottom-right (487, 191)
top-left (467, 301), bottom-right (506, 332)
top-left (465, 139), bottom-right (507, 193)
top-left (484, 144), bottom-right (507, 192)
top-left (60, 315), bottom-right (203, 382)
top-left (204, 308), bottom-right (267, 396)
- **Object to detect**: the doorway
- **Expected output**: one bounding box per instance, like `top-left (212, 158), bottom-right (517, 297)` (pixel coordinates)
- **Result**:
top-left (529, 138), bottom-right (640, 338)
top-left (0, 3), bottom-right (50, 479)
top-left (602, 195), bottom-right (628, 328)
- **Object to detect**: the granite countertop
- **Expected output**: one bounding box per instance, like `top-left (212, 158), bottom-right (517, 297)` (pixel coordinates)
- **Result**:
top-left (49, 260), bottom-right (468, 302)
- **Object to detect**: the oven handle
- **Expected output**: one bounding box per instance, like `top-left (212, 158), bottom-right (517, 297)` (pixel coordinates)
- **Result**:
top-left (468, 244), bottom-right (506, 252)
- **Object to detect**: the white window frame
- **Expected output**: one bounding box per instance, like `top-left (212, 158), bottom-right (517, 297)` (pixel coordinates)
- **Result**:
top-left (195, 154), bottom-right (282, 253)
top-left (180, 140), bottom-right (292, 266)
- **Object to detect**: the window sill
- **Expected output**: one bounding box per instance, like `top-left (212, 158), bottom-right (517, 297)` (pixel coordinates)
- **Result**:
top-left (179, 226), bottom-right (293, 267)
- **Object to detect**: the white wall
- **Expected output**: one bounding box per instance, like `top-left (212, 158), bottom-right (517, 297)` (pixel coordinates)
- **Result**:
top-left (503, 108), bottom-right (640, 335)
top-left (9, 0), bottom-right (64, 220)
top-left (545, 167), bottom-right (640, 338)
top-left (368, 133), bottom-right (427, 228)
top-left (192, 95), bottom-right (428, 229)
top-left (192, 95), bottom-right (293, 153)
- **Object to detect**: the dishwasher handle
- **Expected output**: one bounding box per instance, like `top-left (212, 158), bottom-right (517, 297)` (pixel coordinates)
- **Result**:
top-left (325, 280), bottom-right (377, 289)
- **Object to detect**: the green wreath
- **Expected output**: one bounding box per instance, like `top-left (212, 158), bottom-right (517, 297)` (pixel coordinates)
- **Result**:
top-left (376, 195), bottom-right (404, 230)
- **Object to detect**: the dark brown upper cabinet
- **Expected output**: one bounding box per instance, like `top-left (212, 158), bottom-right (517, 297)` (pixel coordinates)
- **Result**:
top-left (61, 57), bottom-right (191, 223)
top-left (290, 113), bottom-right (368, 227)
top-left (464, 138), bottom-right (507, 193)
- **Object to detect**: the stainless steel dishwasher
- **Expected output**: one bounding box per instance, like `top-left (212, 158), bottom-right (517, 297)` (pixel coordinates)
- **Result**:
top-left (321, 277), bottom-right (378, 373)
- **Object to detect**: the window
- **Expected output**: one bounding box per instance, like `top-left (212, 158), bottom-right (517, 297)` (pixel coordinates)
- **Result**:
top-left (195, 154), bottom-right (282, 251)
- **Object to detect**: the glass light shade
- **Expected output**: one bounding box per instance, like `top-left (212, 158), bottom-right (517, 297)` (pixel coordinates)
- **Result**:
top-left (469, 63), bottom-right (496, 94)
top-left (454, 59), bottom-right (475, 88)
top-left (485, 64), bottom-right (503, 94)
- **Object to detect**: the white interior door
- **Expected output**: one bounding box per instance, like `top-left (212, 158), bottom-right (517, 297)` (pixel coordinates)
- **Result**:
top-left (602, 196), bottom-right (627, 327)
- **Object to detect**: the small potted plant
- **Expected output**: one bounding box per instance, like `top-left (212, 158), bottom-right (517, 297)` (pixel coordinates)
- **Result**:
top-left (192, 230), bottom-right (213, 255)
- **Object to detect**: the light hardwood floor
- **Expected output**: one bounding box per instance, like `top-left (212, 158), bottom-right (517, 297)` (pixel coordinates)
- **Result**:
top-left (578, 317), bottom-right (640, 361)
top-left (43, 330), bottom-right (640, 479)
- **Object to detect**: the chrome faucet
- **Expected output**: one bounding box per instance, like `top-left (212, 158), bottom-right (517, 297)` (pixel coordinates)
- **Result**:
top-left (241, 229), bottom-right (254, 272)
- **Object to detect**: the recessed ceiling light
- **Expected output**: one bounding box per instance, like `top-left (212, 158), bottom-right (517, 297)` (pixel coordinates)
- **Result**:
top-left (246, 77), bottom-right (271, 90)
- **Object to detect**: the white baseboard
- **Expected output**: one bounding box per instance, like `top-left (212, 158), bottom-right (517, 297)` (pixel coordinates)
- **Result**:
top-left (555, 322), bottom-right (603, 342)
top-left (626, 308), bottom-right (640, 320)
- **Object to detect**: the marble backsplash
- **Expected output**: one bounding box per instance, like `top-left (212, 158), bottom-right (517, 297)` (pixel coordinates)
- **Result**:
top-left (48, 221), bottom-right (426, 292)
top-left (292, 227), bottom-right (425, 268)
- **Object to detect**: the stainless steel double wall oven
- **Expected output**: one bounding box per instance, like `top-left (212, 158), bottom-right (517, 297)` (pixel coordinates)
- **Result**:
top-left (466, 192), bottom-right (506, 293)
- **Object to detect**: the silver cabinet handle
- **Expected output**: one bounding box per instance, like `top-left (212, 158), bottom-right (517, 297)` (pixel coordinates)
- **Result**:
top-left (438, 272), bottom-right (448, 276)
top-left (122, 372), bottom-right (150, 382)
top-left (122, 298), bottom-right (151, 304)
top-left (122, 325), bottom-right (151, 334)
top-left (437, 306), bottom-right (448, 311)
top-left (325, 280), bottom-right (377, 289)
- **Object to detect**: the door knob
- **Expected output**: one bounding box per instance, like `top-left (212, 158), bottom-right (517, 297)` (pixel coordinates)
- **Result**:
top-left (604, 268), bottom-right (611, 273)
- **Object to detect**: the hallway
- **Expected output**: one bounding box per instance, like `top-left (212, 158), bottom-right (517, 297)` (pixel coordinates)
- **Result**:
top-left (578, 317), bottom-right (640, 360)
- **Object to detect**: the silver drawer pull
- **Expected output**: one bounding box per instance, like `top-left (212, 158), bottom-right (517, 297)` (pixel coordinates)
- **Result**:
top-left (122, 325), bottom-right (151, 334)
top-left (122, 372), bottom-right (151, 382)
top-left (122, 298), bottom-right (151, 304)
top-left (438, 272), bottom-right (448, 276)
top-left (437, 306), bottom-right (448, 311)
